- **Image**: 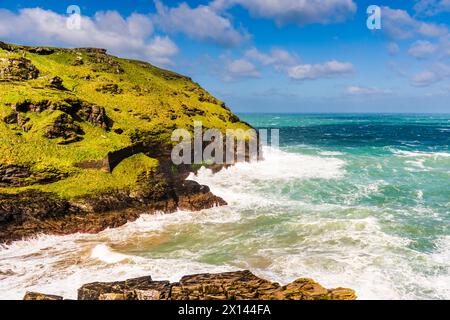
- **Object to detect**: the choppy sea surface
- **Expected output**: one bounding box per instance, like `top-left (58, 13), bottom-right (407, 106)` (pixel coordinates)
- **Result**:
top-left (1, 114), bottom-right (449, 300)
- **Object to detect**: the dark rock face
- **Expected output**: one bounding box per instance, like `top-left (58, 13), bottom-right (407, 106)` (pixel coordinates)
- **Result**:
top-left (26, 47), bottom-right (55, 55)
top-left (75, 103), bottom-right (110, 130)
top-left (78, 276), bottom-right (171, 300)
top-left (74, 271), bottom-right (356, 300)
top-left (49, 76), bottom-right (65, 90)
top-left (0, 177), bottom-right (226, 243)
top-left (0, 190), bottom-right (73, 225)
top-left (0, 165), bottom-right (68, 188)
top-left (0, 57), bottom-right (39, 80)
top-left (44, 113), bottom-right (84, 144)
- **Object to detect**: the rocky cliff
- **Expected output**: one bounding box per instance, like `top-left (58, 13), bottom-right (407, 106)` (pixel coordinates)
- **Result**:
top-left (0, 42), bottom-right (252, 243)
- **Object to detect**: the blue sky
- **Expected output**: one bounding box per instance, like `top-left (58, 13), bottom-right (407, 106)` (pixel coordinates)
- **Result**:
top-left (1, 1), bottom-right (450, 113)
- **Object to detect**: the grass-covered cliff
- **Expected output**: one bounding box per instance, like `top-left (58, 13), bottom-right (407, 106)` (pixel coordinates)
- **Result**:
top-left (0, 42), bottom-right (250, 200)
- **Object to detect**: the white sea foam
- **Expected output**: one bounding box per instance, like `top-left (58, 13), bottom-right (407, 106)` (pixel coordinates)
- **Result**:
top-left (392, 150), bottom-right (450, 158)
top-left (0, 146), bottom-right (448, 300)
top-left (189, 147), bottom-right (346, 205)
top-left (90, 244), bottom-right (131, 264)
top-left (319, 151), bottom-right (345, 156)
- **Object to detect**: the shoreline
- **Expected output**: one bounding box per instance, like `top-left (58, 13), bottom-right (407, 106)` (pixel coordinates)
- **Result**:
top-left (0, 172), bottom-right (226, 244)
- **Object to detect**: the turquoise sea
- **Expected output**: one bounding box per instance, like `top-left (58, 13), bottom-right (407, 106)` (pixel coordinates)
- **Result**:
top-left (0, 114), bottom-right (449, 299)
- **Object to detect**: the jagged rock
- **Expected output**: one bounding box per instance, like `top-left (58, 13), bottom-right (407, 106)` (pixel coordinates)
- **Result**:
top-left (26, 47), bottom-right (55, 55)
top-left (171, 270), bottom-right (280, 300)
top-left (75, 271), bottom-right (356, 301)
top-left (175, 180), bottom-right (227, 211)
top-left (44, 113), bottom-right (84, 144)
top-left (23, 292), bottom-right (63, 300)
top-left (49, 76), bottom-right (65, 90)
top-left (78, 276), bottom-right (171, 300)
top-left (0, 175), bottom-right (227, 243)
top-left (0, 190), bottom-right (73, 225)
top-left (75, 104), bottom-right (110, 130)
top-left (0, 57), bottom-right (39, 80)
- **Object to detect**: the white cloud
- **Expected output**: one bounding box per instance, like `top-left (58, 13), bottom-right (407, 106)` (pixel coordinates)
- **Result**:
top-left (225, 58), bottom-right (261, 80)
top-left (244, 47), bottom-right (298, 68)
top-left (414, 0), bottom-right (450, 16)
top-left (411, 70), bottom-right (441, 86)
top-left (408, 40), bottom-right (438, 58)
top-left (0, 8), bottom-right (178, 66)
top-left (346, 86), bottom-right (392, 95)
top-left (145, 36), bottom-right (179, 65)
top-left (154, 0), bottom-right (249, 47)
top-left (213, 0), bottom-right (357, 26)
top-left (410, 63), bottom-right (450, 86)
top-left (287, 60), bottom-right (354, 80)
top-left (382, 6), bottom-right (448, 39)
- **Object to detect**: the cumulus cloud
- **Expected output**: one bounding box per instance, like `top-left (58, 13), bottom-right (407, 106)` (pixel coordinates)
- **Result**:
top-left (414, 0), bottom-right (450, 16)
top-left (287, 60), bottom-right (354, 80)
top-left (410, 63), bottom-right (450, 86)
top-left (224, 58), bottom-right (260, 80)
top-left (244, 47), bottom-right (298, 69)
top-left (382, 6), bottom-right (448, 39)
top-left (408, 40), bottom-right (437, 59)
top-left (346, 86), bottom-right (392, 95)
top-left (0, 8), bottom-right (178, 66)
top-left (154, 0), bottom-right (249, 47)
top-left (211, 0), bottom-right (357, 26)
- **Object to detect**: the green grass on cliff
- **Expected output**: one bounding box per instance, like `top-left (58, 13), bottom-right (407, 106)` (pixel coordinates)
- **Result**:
top-left (0, 43), bottom-right (251, 198)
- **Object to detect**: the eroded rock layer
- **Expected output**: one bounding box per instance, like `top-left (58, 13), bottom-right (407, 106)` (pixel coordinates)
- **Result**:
top-left (23, 271), bottom-right (356, 301)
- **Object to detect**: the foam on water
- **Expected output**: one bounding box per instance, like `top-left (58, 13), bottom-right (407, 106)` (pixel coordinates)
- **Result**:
top-left (0, 142), bottom-right (448, 300)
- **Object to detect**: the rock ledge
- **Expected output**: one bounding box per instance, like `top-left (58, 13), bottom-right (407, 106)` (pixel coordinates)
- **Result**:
top-left (24, 271), bottom-right (356, 301)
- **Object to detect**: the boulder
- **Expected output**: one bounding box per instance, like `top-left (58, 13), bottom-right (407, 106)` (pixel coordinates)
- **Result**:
top-left (23, 292), bottom-right (63, 300)
top-left (49, 76), bottom-right (65, 90)
top-left (44, 113), bottom-right (84, 144)
top-left (0, 57), bottom-right (39, 80)
top-left (78, 276), bottom-right (171, 300)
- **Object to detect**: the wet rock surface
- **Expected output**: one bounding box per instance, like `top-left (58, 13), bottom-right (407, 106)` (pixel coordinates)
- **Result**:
top-left (0, 177), bottom-right (225, 243)
top-left (25, 271), bottom-right (356, 300)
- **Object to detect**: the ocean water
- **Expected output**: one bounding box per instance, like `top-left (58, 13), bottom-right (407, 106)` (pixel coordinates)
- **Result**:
top-left (0, 114), bottom-right (449, 300)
